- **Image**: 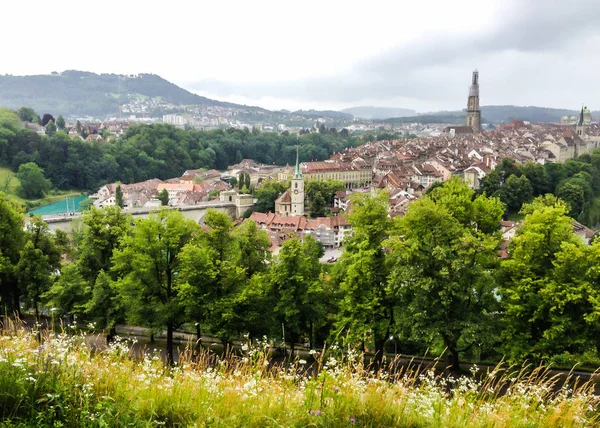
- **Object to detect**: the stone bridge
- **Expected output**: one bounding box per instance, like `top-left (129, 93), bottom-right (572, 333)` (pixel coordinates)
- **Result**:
top-left (41, 195), bottom-right (253, 233)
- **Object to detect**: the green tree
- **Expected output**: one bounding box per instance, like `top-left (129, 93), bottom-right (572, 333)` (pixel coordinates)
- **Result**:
top-left (499, 195), bottom-right (586, 362)
top-left (521, 162), bottom-right (550, 196)
top-left (45, 120), bottom-right (57, 136)
top-left (233, 220), bottom-right (271, 277)
top-left (17, 107), bottom-right (39, 123)
top-left (387, 179), bottom-right (504, 369)
top-left (115, 184), bottom-right (124, 208)
top-left (85, 270), bottom-right (125, 337)
top-left (16, 242), bottom-right (51, 319)
top-left (269, 236), bottom-right (323, 353)
top-left (157, 188), bottom-right (169, 206)
top-left (56, 115), bottom-right (66, 131)
top-left (76, 206), bottom-right (131, 283)
top-left (0, 193), bottom-right (25, 315)
top-left (17, 217), bottom-right (63, 318)
top-left (195, 210), bottom-right (246, 347)
top-left (557, 180), bottom-right (585, 218)
top-left (0, 108), bottom-right (24, 130)
top-left (335, 190), bottom-right (393, 363)
top-left (112, 209), bottom-right (200, 364)
top-left (254, 180), bottom-right (289, 213)
top-left (479, 169), bottom-right (502, 198)
top-left (501, 174), bottom-right (533, 213)
top-left (305, 179), bottom-right (345, 217)
top-left (16, 162), bottom-right (51, 199)
top-left (43, 263), bottom-right (89, 323)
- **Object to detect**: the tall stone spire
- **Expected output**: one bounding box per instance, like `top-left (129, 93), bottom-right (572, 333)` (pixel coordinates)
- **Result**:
top-left (465, 70), bottom-right (481, 133)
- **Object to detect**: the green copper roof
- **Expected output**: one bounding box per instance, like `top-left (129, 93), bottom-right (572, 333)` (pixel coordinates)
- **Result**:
top-left (294, 145), bottom-right (301, 177)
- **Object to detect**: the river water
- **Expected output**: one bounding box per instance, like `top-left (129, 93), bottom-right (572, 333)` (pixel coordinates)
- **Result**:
top-left (28, 195), bottom-right (88, 216)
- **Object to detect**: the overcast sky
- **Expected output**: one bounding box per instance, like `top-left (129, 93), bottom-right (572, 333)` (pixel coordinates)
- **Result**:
top-left (3, 0), bottom-right (600, 112)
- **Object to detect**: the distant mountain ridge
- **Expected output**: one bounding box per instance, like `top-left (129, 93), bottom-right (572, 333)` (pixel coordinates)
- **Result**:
top-left (427, 105), bottom-right (600, 124)
top-left (375, 105), bottom-right (600, 125)
top-left (0, 70), bottom-right (256, 117)
top-left (341, 106), bottom-right (416, 120)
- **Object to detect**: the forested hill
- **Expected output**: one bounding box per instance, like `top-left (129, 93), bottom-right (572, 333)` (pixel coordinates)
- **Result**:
top-left (0, 70), bottom-right (248, 117)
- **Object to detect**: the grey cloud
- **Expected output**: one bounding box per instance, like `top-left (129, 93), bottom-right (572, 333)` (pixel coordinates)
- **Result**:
top-left (187, 0), bottom-right (600, 109)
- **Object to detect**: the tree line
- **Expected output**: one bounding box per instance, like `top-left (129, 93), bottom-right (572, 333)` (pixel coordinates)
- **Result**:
top-left (0, 108), bottom-right (361, 194)
top-left (479, 154), bottom-right (600, 227)
top-left (2, 178), bottom-right (599, 368)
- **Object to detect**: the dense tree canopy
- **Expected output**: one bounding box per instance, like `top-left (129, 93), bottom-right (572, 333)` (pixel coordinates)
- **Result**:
top-left (0, 119), bottom-right (361, 194)
top-left (16, 162), bottom-right (51, 199)
top-left (480, 154), bottom-right (600, 226)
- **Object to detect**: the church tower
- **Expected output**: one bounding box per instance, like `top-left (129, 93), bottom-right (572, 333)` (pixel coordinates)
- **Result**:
top-left (291, 146), bottom-right (305, 216)
top-left (465, 70), bottom-right (481, 133)
top-left (576, 106), bottom-right (591, 137)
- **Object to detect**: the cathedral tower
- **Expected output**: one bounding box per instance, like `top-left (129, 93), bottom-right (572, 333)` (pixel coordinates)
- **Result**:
top-left (291, 146), bottom-right (305, 215)
top-left (465, 70), bottom-right (481, 133)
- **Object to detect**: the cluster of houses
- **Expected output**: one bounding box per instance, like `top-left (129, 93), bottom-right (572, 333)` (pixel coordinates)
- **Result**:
top-left (90, 169), bottom-right (230, 209)
top-left (81, 116), bottom-right (600, 254)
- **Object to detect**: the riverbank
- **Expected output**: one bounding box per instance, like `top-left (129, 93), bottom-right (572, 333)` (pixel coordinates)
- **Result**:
top-left (0, 323), bottom-right (598, 427)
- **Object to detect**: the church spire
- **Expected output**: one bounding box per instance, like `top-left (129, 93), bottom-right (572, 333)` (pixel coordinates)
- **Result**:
top-left (577, 105), bottom-right (584, 126)
top-left (294, 144), bottom-right (301, 177)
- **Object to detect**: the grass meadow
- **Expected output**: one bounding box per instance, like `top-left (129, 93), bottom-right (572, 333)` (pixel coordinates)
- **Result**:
top-left (0, 321), bottom-right (599, 427)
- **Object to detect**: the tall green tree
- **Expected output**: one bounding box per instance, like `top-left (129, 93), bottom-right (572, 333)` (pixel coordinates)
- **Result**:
top-left (157, 188), bottom-right (169, 206)
top-left (17, 217), bottom-right (63, 318)
top-left (85, 270), bottom-right (125, 337)
top-left (76, 206), bottom-right (131, 282)
top-left (195, 210), bottom-right (246, 347)
top-left (16, 242), bottom-right (51, 319)
top-left (45, 120), bottom-right (57, 136)
top-left (55, 115), bottom-right (66, 131)
top-left (112, 209), bottom-right (200, 364)
top-left (0, 193), bottom-right (24, 315)
top-left (499, 195), bottom-right (589, 362)
top-left (387, 179), bottom-right (504, 369)
top-left (233, 220), bottom-right (270, 277)
top-left (43, 263), bottom-right (89, 323)
top-left (115, 184), bottom-right (124, 208)
top-left (16, 162), bottom-right (51, 198)
top-left (335, 190), bottom-right (393, 362)
top-left (501, 174), bottom-right (533, 213)
top-left (269, 236), bottom-right (323, 353)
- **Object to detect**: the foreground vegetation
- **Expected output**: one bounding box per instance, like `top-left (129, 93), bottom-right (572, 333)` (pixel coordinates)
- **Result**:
top-left (3, 177), bottom-right (600, 371)
top-left (0, 324), bottom-right (598, 427)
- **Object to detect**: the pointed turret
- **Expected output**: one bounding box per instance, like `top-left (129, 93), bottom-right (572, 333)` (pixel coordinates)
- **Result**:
top-left (294, 145), bottom-right (302, 178)
top-left (578, 106), bottom-right (584, 126)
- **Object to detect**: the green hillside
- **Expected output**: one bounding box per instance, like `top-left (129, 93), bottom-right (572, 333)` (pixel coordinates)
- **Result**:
top-left (0, 70), bottom-right (244, 117)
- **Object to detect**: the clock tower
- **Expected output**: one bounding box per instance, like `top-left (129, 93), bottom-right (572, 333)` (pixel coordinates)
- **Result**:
top-left (291, 146), bottom-right (305, 215)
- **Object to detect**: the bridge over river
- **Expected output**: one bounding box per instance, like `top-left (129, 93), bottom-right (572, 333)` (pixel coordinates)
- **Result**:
top-left (41, 195), bottom-right (253, 233)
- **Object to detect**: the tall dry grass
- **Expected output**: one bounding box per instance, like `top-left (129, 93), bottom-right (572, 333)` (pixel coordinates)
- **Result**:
top-left (0, 321), bottom-right (598, 427)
